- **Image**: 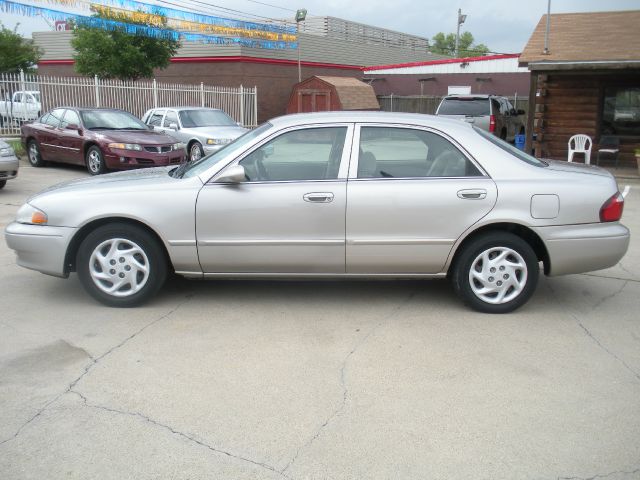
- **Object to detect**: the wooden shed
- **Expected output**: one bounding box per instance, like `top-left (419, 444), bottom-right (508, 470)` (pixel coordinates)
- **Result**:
top-left (520, 10), bottom-right (640, 167)
top-left (286, 76), bottom-right (380, 114)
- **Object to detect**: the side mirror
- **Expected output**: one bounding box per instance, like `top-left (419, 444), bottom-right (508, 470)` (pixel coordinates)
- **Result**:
top-left (215, 165), bottom-right (246, 183)
top-left (169, 123), bottom-right (179, 131)
top-left (517, 109), bottom-right (526, 115)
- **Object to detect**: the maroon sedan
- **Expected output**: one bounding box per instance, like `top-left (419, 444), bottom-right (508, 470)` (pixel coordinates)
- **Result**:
top-left (21, 108), bottom-right (187, 175)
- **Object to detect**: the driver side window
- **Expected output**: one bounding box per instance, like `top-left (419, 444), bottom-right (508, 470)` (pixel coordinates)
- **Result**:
top-left (239, 127), bottom-right (347, 182)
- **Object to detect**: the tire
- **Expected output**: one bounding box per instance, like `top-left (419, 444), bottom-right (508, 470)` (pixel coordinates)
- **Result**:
top-left (76, 223), bottom-right (168, 307)
top-left (86, 145), bottom-right (106, 175)
top-left (28, 140), bottom-right (44, 167)
top-left (0, 179), bottom-right (6, 189)
top-left (189, 141), bottom-right (204, 162)
top-left (451, 232), bottom-right (539, 314)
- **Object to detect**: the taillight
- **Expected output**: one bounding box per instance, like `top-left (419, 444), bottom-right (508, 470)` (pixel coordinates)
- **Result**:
top-left (489, 115), bottom-right (496, 133)
top-left (599, 192), bottom-right (624, 222)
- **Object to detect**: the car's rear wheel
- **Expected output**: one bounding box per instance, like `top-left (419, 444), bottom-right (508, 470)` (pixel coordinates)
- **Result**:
top-left (189, 141), bottom-right (204, 162)
top-left (86, 145), bottom-right (106, 175)
top-left (451, 232), bottom-right (539, 313)
top-left (28, 140), bottom-right (44, 167)
top-left (76, 223), bottom-right (168, 307)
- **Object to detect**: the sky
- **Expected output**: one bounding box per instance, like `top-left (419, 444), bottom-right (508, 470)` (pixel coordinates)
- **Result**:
top-left (1, 0), bottom-right (639, 53)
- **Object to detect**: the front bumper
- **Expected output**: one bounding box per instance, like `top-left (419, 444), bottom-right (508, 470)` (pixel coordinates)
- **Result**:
top-left (535, 223), bottom-right (630, 276)
top-left (104, 149), bottom-right (186, 169)
top-left (4, 222), bottom-right (76, 278)
top-left (0, 155), bottom-right (19, 180)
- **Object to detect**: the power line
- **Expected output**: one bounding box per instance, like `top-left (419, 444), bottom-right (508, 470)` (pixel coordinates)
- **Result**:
top-left (237, 0), bottom-right (296, 13)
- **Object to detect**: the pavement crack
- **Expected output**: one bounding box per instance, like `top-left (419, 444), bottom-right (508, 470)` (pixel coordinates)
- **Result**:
top-left (557, 465), bottom-right (640, 480)
top-left (0, 293), bottom-right (195, 447)
top-left (592, 280), bottom-right (628, 310)
top-left (546, 281), bottom-right (640, 383)
top-left (70, 390), bottom-right (289, 479)
top-left (578, 273), bottom-right (640, 284)
top-left (281, 290), bottom-right (418, 475)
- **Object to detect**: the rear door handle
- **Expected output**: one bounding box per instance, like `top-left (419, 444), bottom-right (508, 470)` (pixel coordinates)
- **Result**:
top-left (457, 189), bottom-right (487, 200)
top-left (303, 192), bottom-right (334, 203)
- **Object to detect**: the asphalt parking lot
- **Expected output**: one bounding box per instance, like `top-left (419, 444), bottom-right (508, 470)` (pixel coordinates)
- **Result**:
top-left (1, 160), bottom-right (639, 480)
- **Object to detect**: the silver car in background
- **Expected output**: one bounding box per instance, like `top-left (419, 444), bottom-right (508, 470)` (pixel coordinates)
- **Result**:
top-left (4, 112), bottom-right (629, 313)
top-left (0, 139), bottom-right (19, 189)
top-left (142, 107), bottom-right (248, 162)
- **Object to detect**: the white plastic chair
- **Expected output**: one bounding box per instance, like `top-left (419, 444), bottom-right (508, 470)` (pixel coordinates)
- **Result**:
top-left (568, 134), bottom-right (592, 164)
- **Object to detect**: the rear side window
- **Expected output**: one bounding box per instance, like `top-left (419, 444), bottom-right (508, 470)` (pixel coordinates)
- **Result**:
top-left (358, 126), bottom-right (482, 178)
top-left (148, 110), bottom-right (165, 127)
top-left (438, 98), bottom-right (490, 116)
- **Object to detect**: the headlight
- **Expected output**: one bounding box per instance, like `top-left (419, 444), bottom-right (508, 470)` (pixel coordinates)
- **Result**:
top-left (206, 138), bottom-right (232, 145)
top-left (108, 143), bottom-right (142, 151)
top-left (0, 147), bottom-right (14, 157)
top-left (172, 142), bottom-right (184, 151)
top-left (16, 203), bottom-right (48, 225)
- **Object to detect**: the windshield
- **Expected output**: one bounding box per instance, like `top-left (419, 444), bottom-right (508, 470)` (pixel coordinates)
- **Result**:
top-left (180, 122), bottom-right (272, 178)
top-left (473, 126), bottom-right (547, 167)
top-left (179, 109), bottom-right (238, 128)
top-left (80, 110), bottom-right (149, 130)
top-left (438, 98), bottom-right (490, 116)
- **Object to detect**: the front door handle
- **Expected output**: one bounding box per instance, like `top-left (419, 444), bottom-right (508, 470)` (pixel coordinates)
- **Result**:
top-left (303, 192), bottom-right (334, 203)
top-left (457, 189), bottom-right (487, 200)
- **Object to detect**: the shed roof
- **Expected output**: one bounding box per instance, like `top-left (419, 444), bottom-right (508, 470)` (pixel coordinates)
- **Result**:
top-left (520, 10), bottom-right (640, 66)
top-left (313, 76), bottom-right (380, 110)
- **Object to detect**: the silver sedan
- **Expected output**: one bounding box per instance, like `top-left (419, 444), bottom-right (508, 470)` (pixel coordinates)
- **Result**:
top-left (4, 112), bottom-right (630, 313)
top-left (142, 107), bottom-right (248, 162)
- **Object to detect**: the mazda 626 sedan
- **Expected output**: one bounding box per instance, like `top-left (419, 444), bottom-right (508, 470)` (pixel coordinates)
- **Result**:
top-left (5, 112), bottom-right (630, 313)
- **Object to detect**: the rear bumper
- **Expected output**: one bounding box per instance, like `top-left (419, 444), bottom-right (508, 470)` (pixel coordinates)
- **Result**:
top-left (535, 223), bottom-right (630, 276)
top-left (4, 222), bottom-right (76, 278)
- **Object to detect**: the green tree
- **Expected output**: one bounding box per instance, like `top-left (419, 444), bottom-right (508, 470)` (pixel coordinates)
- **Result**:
top-left (0, 23), bottom-right (42, 73)
top-left (71, 11), bottom-right (180, 81)
top-left (431, 31), bottom-right (490, 57)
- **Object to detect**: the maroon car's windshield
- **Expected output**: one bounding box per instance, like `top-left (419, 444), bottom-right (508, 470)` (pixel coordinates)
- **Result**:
top-left (80, 110), bottom-right (148, 130)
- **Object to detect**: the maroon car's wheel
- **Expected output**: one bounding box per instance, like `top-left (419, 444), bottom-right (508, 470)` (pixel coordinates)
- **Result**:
top-left (28, 140), bottom-right (44, 167)
top-left (86, 145), bottom-right (106, 175)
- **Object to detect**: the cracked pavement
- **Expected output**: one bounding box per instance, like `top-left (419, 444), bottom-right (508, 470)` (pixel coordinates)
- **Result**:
top-left (1, 162), bottom-right (639, 479)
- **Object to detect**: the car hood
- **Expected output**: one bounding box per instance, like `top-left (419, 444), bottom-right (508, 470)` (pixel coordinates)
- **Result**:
top-left (28, 167), bottom-right (181, 202)
top-left (182, 125), bottom-right (248, 139)
top-left (93, 129), bottom-right (178, 145)
top-left (544, 159), bottom-right (612, 178)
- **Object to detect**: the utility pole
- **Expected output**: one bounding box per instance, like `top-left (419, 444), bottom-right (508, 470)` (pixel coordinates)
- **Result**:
top-left (455, 8), bottom-right (467, 57)
top-left (295, 9), bottom-right (307, 83)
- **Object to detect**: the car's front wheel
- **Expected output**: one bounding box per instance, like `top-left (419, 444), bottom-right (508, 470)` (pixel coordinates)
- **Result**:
top-left (189, 141), bottom-right (204, 162)
top-left (452, 232), bottom-right (539, 313)
top-left (28, 140), bottom-right (44, 167)
top-left (86, 145), bottom-right (106, 175)
top-left (76, 223), bottom-right (168, 307)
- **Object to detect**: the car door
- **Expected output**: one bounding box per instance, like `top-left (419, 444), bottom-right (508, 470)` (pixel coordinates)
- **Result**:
top-left (161, 109), bottom-right (183, 142)
top-left (346, 124), bottom-right (497, 274)
top-left (38, 108), bottom-right (65, 159)
top-left (195, 124), bottom-right (353, 273)
top-left (146, 109), bottom-right (166, 131)
top-left (57, 109), bottom-right (84, 165)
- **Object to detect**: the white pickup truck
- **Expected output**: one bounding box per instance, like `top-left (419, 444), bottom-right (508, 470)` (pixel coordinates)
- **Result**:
top-left (0, 91), bottom-right (41, 125)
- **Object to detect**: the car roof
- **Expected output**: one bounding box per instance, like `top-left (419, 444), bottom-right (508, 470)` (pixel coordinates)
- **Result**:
top-left (268, 111), bottom-right (475, 132)
top-left (444, 94), bottom-right (494, 99)
top-left (148, 107), bottom-right (223, 112)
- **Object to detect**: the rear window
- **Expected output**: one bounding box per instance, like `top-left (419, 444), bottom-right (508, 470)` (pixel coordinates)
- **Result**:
top-left (474, 127), bottom-right (547, 167)
top-left (438, 98), bottom-right (490, 116)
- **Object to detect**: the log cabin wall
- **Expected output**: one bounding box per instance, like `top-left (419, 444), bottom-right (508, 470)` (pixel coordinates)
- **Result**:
top-left (533, 72), bottom-right (640, 167)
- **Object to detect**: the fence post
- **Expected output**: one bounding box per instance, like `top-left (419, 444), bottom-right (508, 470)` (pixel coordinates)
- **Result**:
top-left (94, 75), bottom-right (100, 107)
top-left (153, 79), bottom-right (158, 108)
top-left (200, 82), bottom-right (205, 107)
top-left (19, 69), bottom-right (27, 120)
top-left (239, 85), bottom-right (244, 127)
top-left (253, 86), bottom-right (258, 128)
top-left (390, 93), bottom-right (394, 112)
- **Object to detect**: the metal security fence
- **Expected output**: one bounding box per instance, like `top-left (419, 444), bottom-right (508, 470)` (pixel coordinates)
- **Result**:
top-left (1, 71), bottom-right (258, 137)
top-left (378, 94), bottom-right (529, 120)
